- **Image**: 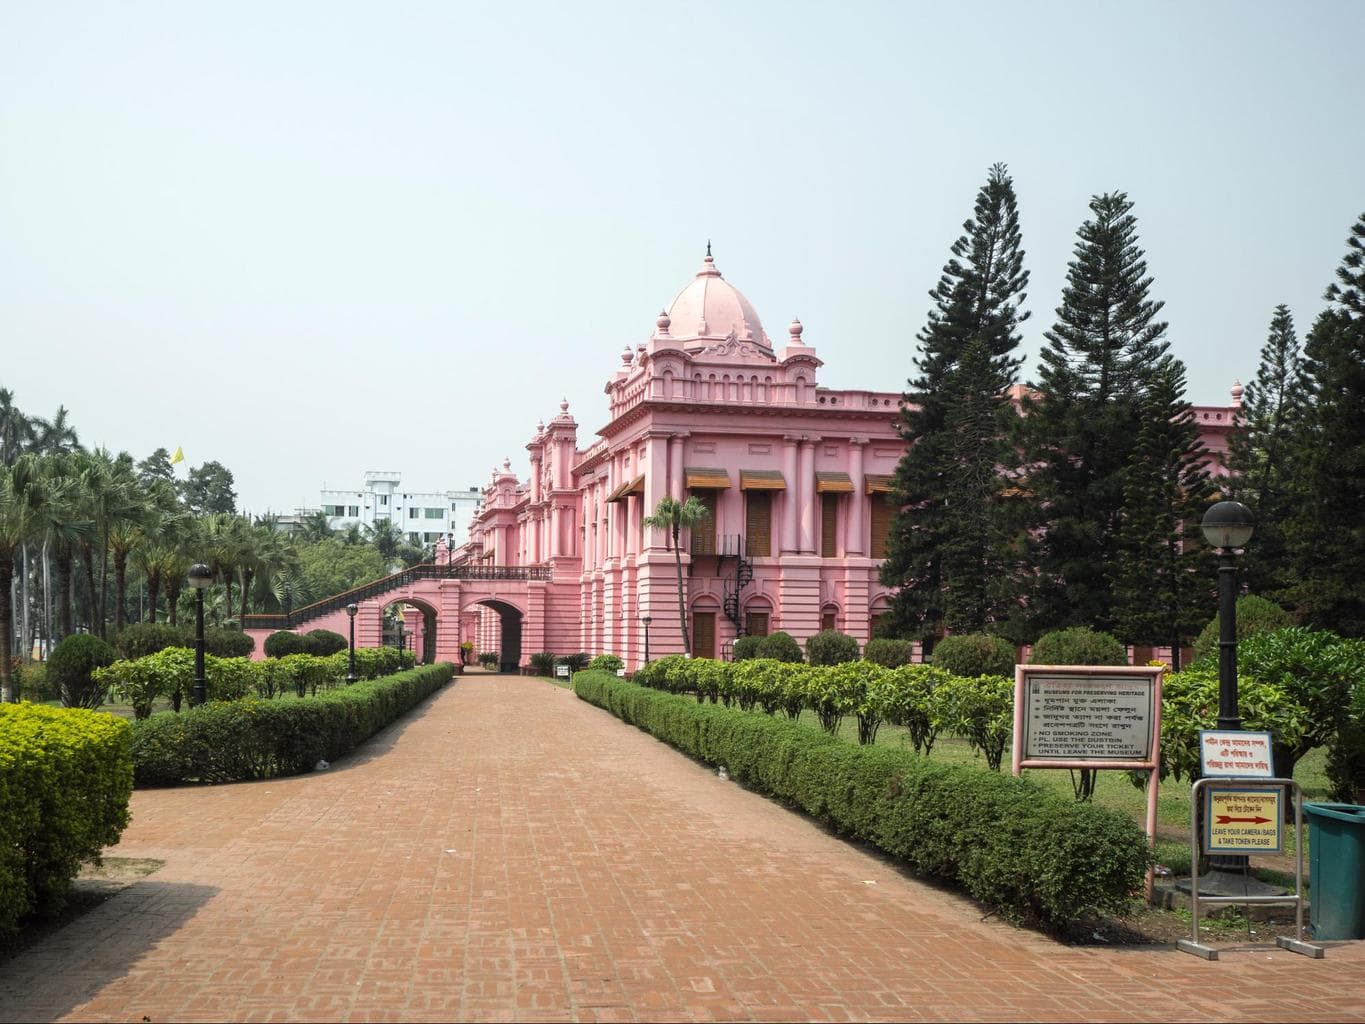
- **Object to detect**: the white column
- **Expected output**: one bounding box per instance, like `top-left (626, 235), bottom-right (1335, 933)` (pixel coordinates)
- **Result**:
top-left (781, 437), bottom-right (799, 554)
top-left (847, 437), bottom-right (867, 555)
top-left (798, 438), bottom-right (818, 554)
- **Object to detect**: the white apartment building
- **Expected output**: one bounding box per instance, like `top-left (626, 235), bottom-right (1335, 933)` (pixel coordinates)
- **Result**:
top-left (318, 471), bottom-right (484, 548)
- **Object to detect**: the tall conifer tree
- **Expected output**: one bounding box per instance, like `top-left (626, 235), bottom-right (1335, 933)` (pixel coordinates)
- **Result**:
top-left (1111, 357), bottom-right (1213, 659)
top-left (1227, 304), bottom-right (1307, 596)
top-left (881, 164), bottom-right (1029, 641)
top-left (1282, 212), bottom-right (1365, 636)
top-left (1024, 192), bottom-right (1176, 636)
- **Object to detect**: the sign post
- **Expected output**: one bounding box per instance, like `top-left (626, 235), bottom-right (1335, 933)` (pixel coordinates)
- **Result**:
top-left (1012, 665), bottom-right (1163, 900)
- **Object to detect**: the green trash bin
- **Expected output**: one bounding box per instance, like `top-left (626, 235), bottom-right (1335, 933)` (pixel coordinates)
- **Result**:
top-left (1305, 802), bottom-right (1365, 940)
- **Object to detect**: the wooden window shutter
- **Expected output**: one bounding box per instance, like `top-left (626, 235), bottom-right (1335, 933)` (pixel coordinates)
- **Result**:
top-left (869, 493), bottom-right (892, 559)
top-left (746, 491), bottom-right (772, 557)
top-left (691, 490), bottom-right (718, 555)
top-left (821, 493), bottom-right (838, 558)
top-left (821, 608), bottom-right (836, 632)
top-left (745, 610), bottom-right (769, 637)
top-left (693, 611), bottom-right (716, 660)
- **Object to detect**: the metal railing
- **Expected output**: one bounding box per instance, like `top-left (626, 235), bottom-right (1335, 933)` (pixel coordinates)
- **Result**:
top-left (243, 562), bottom-right (552, 631)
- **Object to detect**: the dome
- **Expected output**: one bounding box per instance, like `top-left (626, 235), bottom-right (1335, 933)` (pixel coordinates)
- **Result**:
top-left (659, 251), bottom-right (772, 351)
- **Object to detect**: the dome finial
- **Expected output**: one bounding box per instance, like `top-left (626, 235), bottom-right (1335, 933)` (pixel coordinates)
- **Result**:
top-left (789, 317), bottom-right (804, 343)
top-left (1231, 379), bottom-right (1245, 404)
top-left (706, 238), bottom-right (712, 258)
top-left (656, 308), bottom-right (671, 334)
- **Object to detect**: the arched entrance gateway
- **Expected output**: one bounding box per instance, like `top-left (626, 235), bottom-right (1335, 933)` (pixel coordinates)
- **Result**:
top-left (248, 251), bottom-right (1240, 670)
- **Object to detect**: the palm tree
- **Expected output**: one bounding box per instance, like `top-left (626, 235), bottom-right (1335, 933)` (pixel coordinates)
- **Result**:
top-left (364, 518), bottom-right (403, 559)
top-left (31, 454), bottom-right (90, 647)
top-left (74, 449), bottom-right (144, 637)
top-left (128, 480), bottom-right (187, 625)
top-left (296, 510), bottom-right (333, 543)
top-left (641, 496), bottom-right (711, 657)
top-left (0, 456), bottom-right (53, 700)
top-left (0, 389), bottom-right (35, 467)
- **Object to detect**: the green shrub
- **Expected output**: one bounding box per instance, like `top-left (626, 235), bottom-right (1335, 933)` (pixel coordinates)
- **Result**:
top-left (0, 703), bottom-right (132, 936)
top-left (15, 661), bottom-right (53, 702)
top-left (572, 672), bottom-right (1149, 928)
top-left (884, 664), bottom-right (952, 755)
top-left (204, 627), bottom-right (255, 658)
top-left (864, 638), bottom-right (917, 668)
top-left (49, 634), bottom-right (117, 709)
top-left (932, 633), bottom-right (1016, 677)
top-left (130, 663), bottom-right (453, 785)
top-left (264, 631), bottom-right (309, 658)
top-left (932, 674), bottom-right (1014, 771)
top-left (587, 653), bottom-right (624, 673)
top-left (732, 635), bottom-right (762, 662)
top-left (529, 651), bottom-right (557, 676)
top-left (304, 629), bottom-right (347, 656)
top-left (1192, 595), bottom-right (1293, 663)
top-left (478, 651), bottom-right (498, 668)
top-left (115, 623), bottom-right (190, 660)
top-left (1030, 627), bottom-right (1127, 666)
top-left (756, 631), bottom-right (803, 663)
top-left (1327, 679), bottom-right (1365, 802)
top-left (560, 652), bottom-right (591, 672)
top-left (1156, 669), bottom-right (1308, 783)
top-left (806, 630), bottom-right (860, 666)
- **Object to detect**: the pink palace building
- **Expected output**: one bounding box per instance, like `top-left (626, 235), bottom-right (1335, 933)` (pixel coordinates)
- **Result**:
top-left (246, 252), bottom-right (1243, 670)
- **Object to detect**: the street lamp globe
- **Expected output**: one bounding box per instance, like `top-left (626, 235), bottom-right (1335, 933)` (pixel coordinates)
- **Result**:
top-left (188, 563), bottom-right (213, 590)
top-left (1201, 501), bottom-right (1254, 551)
top-left (346, 603), bottom-right (358, 618)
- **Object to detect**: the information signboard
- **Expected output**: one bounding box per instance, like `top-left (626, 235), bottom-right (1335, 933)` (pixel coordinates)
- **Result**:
top-left (1017, 670), bottom-right (1158, 765)
top-left (555, 664), bottom-right (571, 679)
top-left (1205, 785), bottom-right (1283, 854)
top-left (1199, 730), bottom-right (1274, 778)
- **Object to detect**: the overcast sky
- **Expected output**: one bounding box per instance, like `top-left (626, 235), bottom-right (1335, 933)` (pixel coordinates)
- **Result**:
top-left (2, 1), bottom-right (1360, 515)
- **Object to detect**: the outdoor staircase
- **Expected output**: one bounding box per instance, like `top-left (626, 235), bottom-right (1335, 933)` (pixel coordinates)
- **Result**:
top-left (716, 534), bottom-right (754, 640)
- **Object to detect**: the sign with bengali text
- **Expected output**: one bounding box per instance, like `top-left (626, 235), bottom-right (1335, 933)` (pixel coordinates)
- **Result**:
top-left (1199, 730), bottom-right (1274, 778)
top-left (1019, 671), bottom-right (1158, 764)
top-left (1205, 786), bottom-right (1283, 854)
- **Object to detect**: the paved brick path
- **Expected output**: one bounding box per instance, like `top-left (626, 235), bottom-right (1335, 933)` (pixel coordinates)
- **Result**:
top-left (3, 675), bottom-right (1364, 1022)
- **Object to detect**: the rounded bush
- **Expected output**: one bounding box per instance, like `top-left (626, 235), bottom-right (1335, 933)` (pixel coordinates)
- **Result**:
top-left (203, 627), bottom-right (255, 658)
top-left (115, 623), bottom-right (190, 660)
top-left (932, 633), bottom-right (1016, 678)
top-left (864, 638), bottom-right (917, 668)
top-left (756, 631), bottom-right (803, 663)
top-left (1030, 627), bottom-right (1126, 666)
top-left (806, 630), bottom-right (860, 666)
top-left (304, 629), bottom-right (347, 656)
top-left (587, 653), bottom-right (624, 672)
top-left (732, 636), bottom-right (762, 662)
top-left (48, 634), bottom-right (117, 709)
top-left (264, 631), bottom-right (309, 658)
top-left (559, 652), bottom-right (591, 672)
top-left (1192, 595), bottom-right (1293, 663)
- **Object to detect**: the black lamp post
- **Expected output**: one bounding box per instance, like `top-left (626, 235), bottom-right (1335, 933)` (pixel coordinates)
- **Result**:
top-left (188, 563), bottom-right (213, 706)
top-left (346, 603), bottom-right (358, 683)
top-left (396, 616), bottom-right (405, 659)
top-left (1201, 501), bottom-right (1254, 731)
top-left (641, 614), bottom-right (652, 665)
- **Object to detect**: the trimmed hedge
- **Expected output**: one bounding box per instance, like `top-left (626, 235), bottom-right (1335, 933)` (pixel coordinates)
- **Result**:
top-left (130, 662), bottom-right (454, 785)
top-left (574, 671), bottom-right (1149, 928)
top-left (1030, 627), bottom-right (1126, 666)
top-left (0, 703), bottom-right (133, 936)
top-left (932, 633), bottom-right (1016, 678)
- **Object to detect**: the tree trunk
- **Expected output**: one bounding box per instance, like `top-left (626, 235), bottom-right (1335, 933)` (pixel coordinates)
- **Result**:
top-left (147, 568), bottom-right (161, 624)
top-left (240, 567), bottom-right (253, 620)
top-left (673, 521), bottom-right (690, 656)
top-left (167, 579), bottom-right (181, 626)
top-left (99, 530), bottom-right (110, 638)
top-left (19, 542), bottom-right (29, 663)
top-left (81, 545), bottom-right (98, 636)
top-left (113, 549), bottom-right (129, 632)
top-left (56, 549), bottom-right (73, 641)
top-left (0, 553), bottom-right (14, 702)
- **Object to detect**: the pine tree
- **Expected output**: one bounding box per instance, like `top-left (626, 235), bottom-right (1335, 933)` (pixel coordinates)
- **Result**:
top-left (1024, 192), bottom-right (1171, 636)
top-left (1112, 357), bottom-right (1214, 659)
top-left (1282, 212), bottom-right (1365, 636)
top-left (881, 164), bottom-right (1029, 641)
top-left (1226, 304), bottom-right (1307, 596)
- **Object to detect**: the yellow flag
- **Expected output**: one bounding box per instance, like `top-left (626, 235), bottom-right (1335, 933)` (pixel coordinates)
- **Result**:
top-left (171, 446), bottom-right (184, 465)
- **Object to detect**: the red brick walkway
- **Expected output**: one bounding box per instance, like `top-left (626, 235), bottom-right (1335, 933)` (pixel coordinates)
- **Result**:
top-left (3, 675), bottom-right (1364, 1022)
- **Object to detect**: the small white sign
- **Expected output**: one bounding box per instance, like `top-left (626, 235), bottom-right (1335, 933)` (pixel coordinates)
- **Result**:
top-left (1199, 730), bottom-right (1274, 778)
top-left (555, 664), bottom-right (571, 678)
